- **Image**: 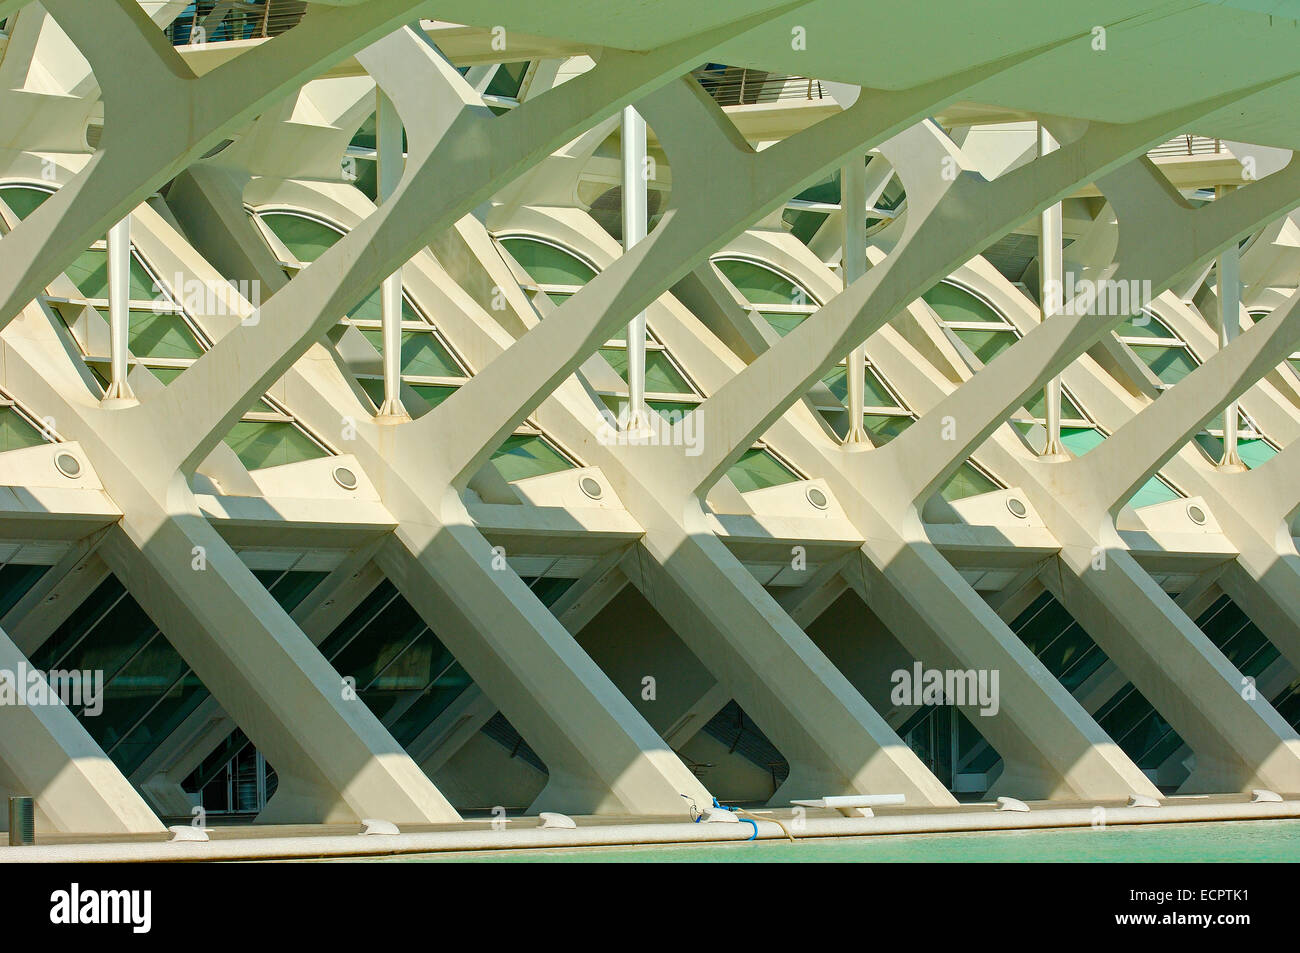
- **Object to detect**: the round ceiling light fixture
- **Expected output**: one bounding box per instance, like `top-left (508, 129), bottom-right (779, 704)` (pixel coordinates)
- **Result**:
top-left (1006, 497), bottom-right (1028, 519)
top-left (1187, 503), bottom-right (1207, 526)
top-left (806, 486), bottom-right (829, 510)
top-left (579, 476), bottom-right (604, 500)
top-left (54, 452), bottom-right (81, 479)
top-left (332, 466), bottom-right (359, 491)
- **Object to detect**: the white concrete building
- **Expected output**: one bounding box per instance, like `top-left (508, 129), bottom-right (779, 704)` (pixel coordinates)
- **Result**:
top-left (0, 0), bottom-right (1299, 835)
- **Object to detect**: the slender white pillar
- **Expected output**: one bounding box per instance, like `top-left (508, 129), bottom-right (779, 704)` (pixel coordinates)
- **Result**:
top-left (1038, 124), bottom-right (1064, 456)
top-left (375, 89), bottom-right (408, 421)
top-left (841, 158), bottom-right (869, 444)
top-left (103, 215), bottom-right (135, 404)
top-left (622, 105), bottom-right (649, 430)
top-left (1216, 184), bottom-right (1244, 469)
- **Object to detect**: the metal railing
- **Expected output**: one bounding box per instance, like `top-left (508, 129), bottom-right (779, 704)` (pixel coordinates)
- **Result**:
top-left (692, 65), bottom-right (827, 105)
top-left (164, 0), bottom-right (306, 46)
top-left (1148, 134), bottom-right (1225, 158)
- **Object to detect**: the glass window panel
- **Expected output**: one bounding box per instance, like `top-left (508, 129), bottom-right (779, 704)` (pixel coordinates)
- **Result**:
top-left (86, 633), bottom-right (190, 751)
top-left (485, 61), bottom-right (530, 99)
top-left (111, 674), bottom-right (207, 775)
top-left (713, 259), bottom-right (805, 306)
top-left (0, 564), bottom-right (48, 619)
top-left (793, 170), bottom-right (839, 205)
top-left (347, 286), bottom-right (418, 323)
top-left (953, 327), bottom-right (1017, 365)
top-left (1130, 345), bottom-right (1198, 385)
top-left (330, 597), bottom-right (426, 687)
top-left (259, 213), bottom-right (342, 263)
top-left (0, 406), bottom-right (48, 452)
top-left (781, 207), bottom-right (828, 245)
top-left (129, 310), bottom-right (203, 360)
top-left (759, 311), bottom-right (805, 337)
top-left (600, 348), bottom-right (693, 394)
top-left (1019, 388), bottom-right (1085, 422)
top-left (490, 434), bottom-right (573, 482)
top-left (360, 329), bottom-right (464, 378)
top-left (864, 413), bottom-right (914, 444)
top-left (408, 383), bottom-right (459, 411)
top-left (1128, 475), bottom-right (1181, 508)
top-left (1238, 437), bottom-right (1278, 469)
top-left (645, 399), bottom-right (699, 420)
top-left (924, 282), bottom-right (1003, 323)
top-left (1116, 313), bottom-right (1176, 339)
top-left (147, 365), bottom-right (186, 386)
top-left (389, 661), bottom-right (473, 747)
top-left (726, 448), bottom-right (798, 493)
top-left (0, 185), bottom-right (54, 221)
top-left (938, 462), bottom-right (999, 501)
top-left (64, 250), bottom-right (156, 301)
top-left (1060, 426), bottom-right (1106, 456)
top-left (499, 238), bottom-right (596, 285)
top-left (223, 421), bottom-right (327, 470)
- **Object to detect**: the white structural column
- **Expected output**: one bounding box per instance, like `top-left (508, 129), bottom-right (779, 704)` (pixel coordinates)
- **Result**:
top-left (103, 215), bottom-right (135, 405)
top-left (1217, 184), bottom-right (1243, 469)
top-left (622, 104), bottom-right (649, 429)
top-left (1038, 124), bottom-right (1064, 456)
top-left (375, 88), bottom-right (409, 421)
top-left (842, 156), bottom-right (870, 444)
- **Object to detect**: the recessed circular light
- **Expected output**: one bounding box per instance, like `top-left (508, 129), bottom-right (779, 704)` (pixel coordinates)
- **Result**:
top-left (332, 466), bottom-right (358, 490)
top-left (1187, 503), bottom-right (1207, 525)
top-left (806, 486), bottom-right (829, 510)
top-left (579, 476), bottom-right (603, 500)
top-left (54, 452), bottom-right (81, 479)
top-left (1006, 497), bottom-right (1028, 518)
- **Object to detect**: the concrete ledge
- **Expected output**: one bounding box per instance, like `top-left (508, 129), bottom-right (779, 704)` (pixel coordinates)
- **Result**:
top-left (4, 799), bottom-right (1297, 862)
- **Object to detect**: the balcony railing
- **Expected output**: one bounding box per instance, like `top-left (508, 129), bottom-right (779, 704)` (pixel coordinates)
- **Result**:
top-left (1148, 135), bottom-right (1225, 158)
top-left (164, 0), bottom-right (306, 46)
top-left (692, 65), bottom-right (827, 105)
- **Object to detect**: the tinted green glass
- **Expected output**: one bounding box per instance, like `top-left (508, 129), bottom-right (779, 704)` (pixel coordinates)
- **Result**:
top-left (714, 258), bottom-right (806, 306)
top-left (360, 328), bottom-right (464, 378)
top-left (1020, 388), bottom-right (1085, 422)
top-left (409, 383), bottom-right (459, 412)
top-left (490, 434), bottom-right (573, 482)
top-left (726, 448), bottom-right (798, 493)
top-left (0, 406), bottom-right (47, 452)
top-left (953, 327), bottom-right (1017, 365)
top-left (759, 311), bottom-right (805, 337)
top-left (0, 185), bottom-right (54, 221)
top-left (600, 348), bottom-right (693, 394)
top-left (346, 286), bottom-right (419, 323)
top-left (223, 421), bottom-right (327, 470)
top-left (782, 207), bottom-right (828, 245)
top-left (937, 462), bottom-right (999, 501)
top-left (129, 310), bottom-right (203, 360)
top-left (485, 61), bottom-right (530, 98)
top-left (65, 250), bottom-right (156, 301)
top-left (924, 282), bottom-right (1003, 323)
top-left (1116, 313), bottom-right (1175, 339)
top-left (146, 365), bottom-right (186, 386)
top-left (499, 238), bottom-right (595, 285)
top-left (864, 414), bottom-right (914, 444)
top-left (259, 212), bottom-right (342, 263)
top-left (1131, 345), bottom-right (1198, 384)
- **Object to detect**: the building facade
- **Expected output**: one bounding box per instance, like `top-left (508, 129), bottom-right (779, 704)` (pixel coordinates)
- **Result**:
top-left (0, 0), bottom-right (1299, 833)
